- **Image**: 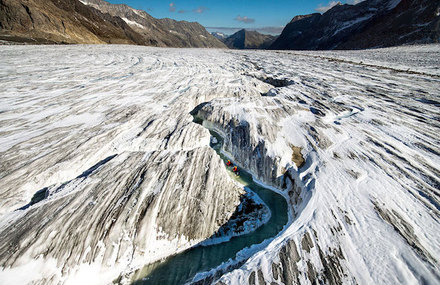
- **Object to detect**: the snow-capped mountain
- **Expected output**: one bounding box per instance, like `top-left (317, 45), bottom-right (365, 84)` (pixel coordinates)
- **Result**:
top-left (271, 0), bottom-right (440, 50)
top-left (211, 32), bottom-right (228, 40)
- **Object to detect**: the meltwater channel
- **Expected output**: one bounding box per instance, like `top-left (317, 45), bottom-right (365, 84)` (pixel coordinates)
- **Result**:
top-left (131, 118), bottom-right (288, 285)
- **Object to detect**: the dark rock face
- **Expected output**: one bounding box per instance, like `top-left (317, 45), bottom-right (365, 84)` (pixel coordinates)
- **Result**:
top-left (338, 0), bottom-right (440, 49)
top-left (0, 0), bottom-right (226, 47)
top-left (223, 29), bottom-right (276, 49)
top-left (270, 0), bottom-right (440, 50)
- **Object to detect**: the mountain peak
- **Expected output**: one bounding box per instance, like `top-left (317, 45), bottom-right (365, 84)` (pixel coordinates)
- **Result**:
top-left (223, 29), bottom-right (277, 49)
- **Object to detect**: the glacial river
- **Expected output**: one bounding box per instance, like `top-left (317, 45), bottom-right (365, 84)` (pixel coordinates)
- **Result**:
top-left (131, 120), bottom-right (288, 285)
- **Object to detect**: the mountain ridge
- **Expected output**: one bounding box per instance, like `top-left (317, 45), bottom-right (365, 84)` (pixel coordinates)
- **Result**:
top-left (223, 29), bottom-right (276, 49)
top-left (0, 0), bottom-right (226, 47)
top-left (270, 0), bottom-right (440, 50)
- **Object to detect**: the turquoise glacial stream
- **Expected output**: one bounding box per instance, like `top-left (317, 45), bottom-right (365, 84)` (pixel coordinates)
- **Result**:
top-left (131, 121), bottom-right (288, 285)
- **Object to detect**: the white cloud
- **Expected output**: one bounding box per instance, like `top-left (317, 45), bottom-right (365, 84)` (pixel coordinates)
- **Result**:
top-left (193, 6), bottom-right (208, 14)
top-left (347, 0), bottom-right (365, 4)
top-left (169, 2), bottom-right (176, 12)
top-left (234, 15), bottom-right (255, 24)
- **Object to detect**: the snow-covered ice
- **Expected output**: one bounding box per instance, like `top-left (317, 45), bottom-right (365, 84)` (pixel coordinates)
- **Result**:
top-left (0, 44), bottom-right (439, 284)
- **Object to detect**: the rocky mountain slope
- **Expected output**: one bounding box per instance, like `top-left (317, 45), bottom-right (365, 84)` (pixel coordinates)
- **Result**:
top-left (223, 29), bottom-right (276, 49)
top-left (0, 0), bottom-right (225, 47)
top-left (80, 0), bottom-right (225, 48)
top-left (338, 0), bottom-right (440, 49)
top-left (270, 0), bottom-right (440, 50)
top-left (0, 0), bottom-right (145, 44)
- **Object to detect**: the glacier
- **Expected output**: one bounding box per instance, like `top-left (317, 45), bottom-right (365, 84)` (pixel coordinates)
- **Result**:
top-left (0, 44), bottom-right (439, 285)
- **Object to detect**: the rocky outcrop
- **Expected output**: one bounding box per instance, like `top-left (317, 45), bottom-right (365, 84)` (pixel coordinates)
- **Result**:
top-left (0, 0), bottom-right (226, 47)
top-left (270, 0), bottom-right (440, 50)
top-left (223, 29), bottom-right (276, 49)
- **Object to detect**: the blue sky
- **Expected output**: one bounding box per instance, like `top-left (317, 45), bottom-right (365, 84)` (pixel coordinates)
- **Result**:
top-left (107, 0), bottom-right (361, 35)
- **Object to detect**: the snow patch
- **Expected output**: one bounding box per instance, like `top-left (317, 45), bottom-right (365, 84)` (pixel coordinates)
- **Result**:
top-left (121, 17), bottom-right (145, 29)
